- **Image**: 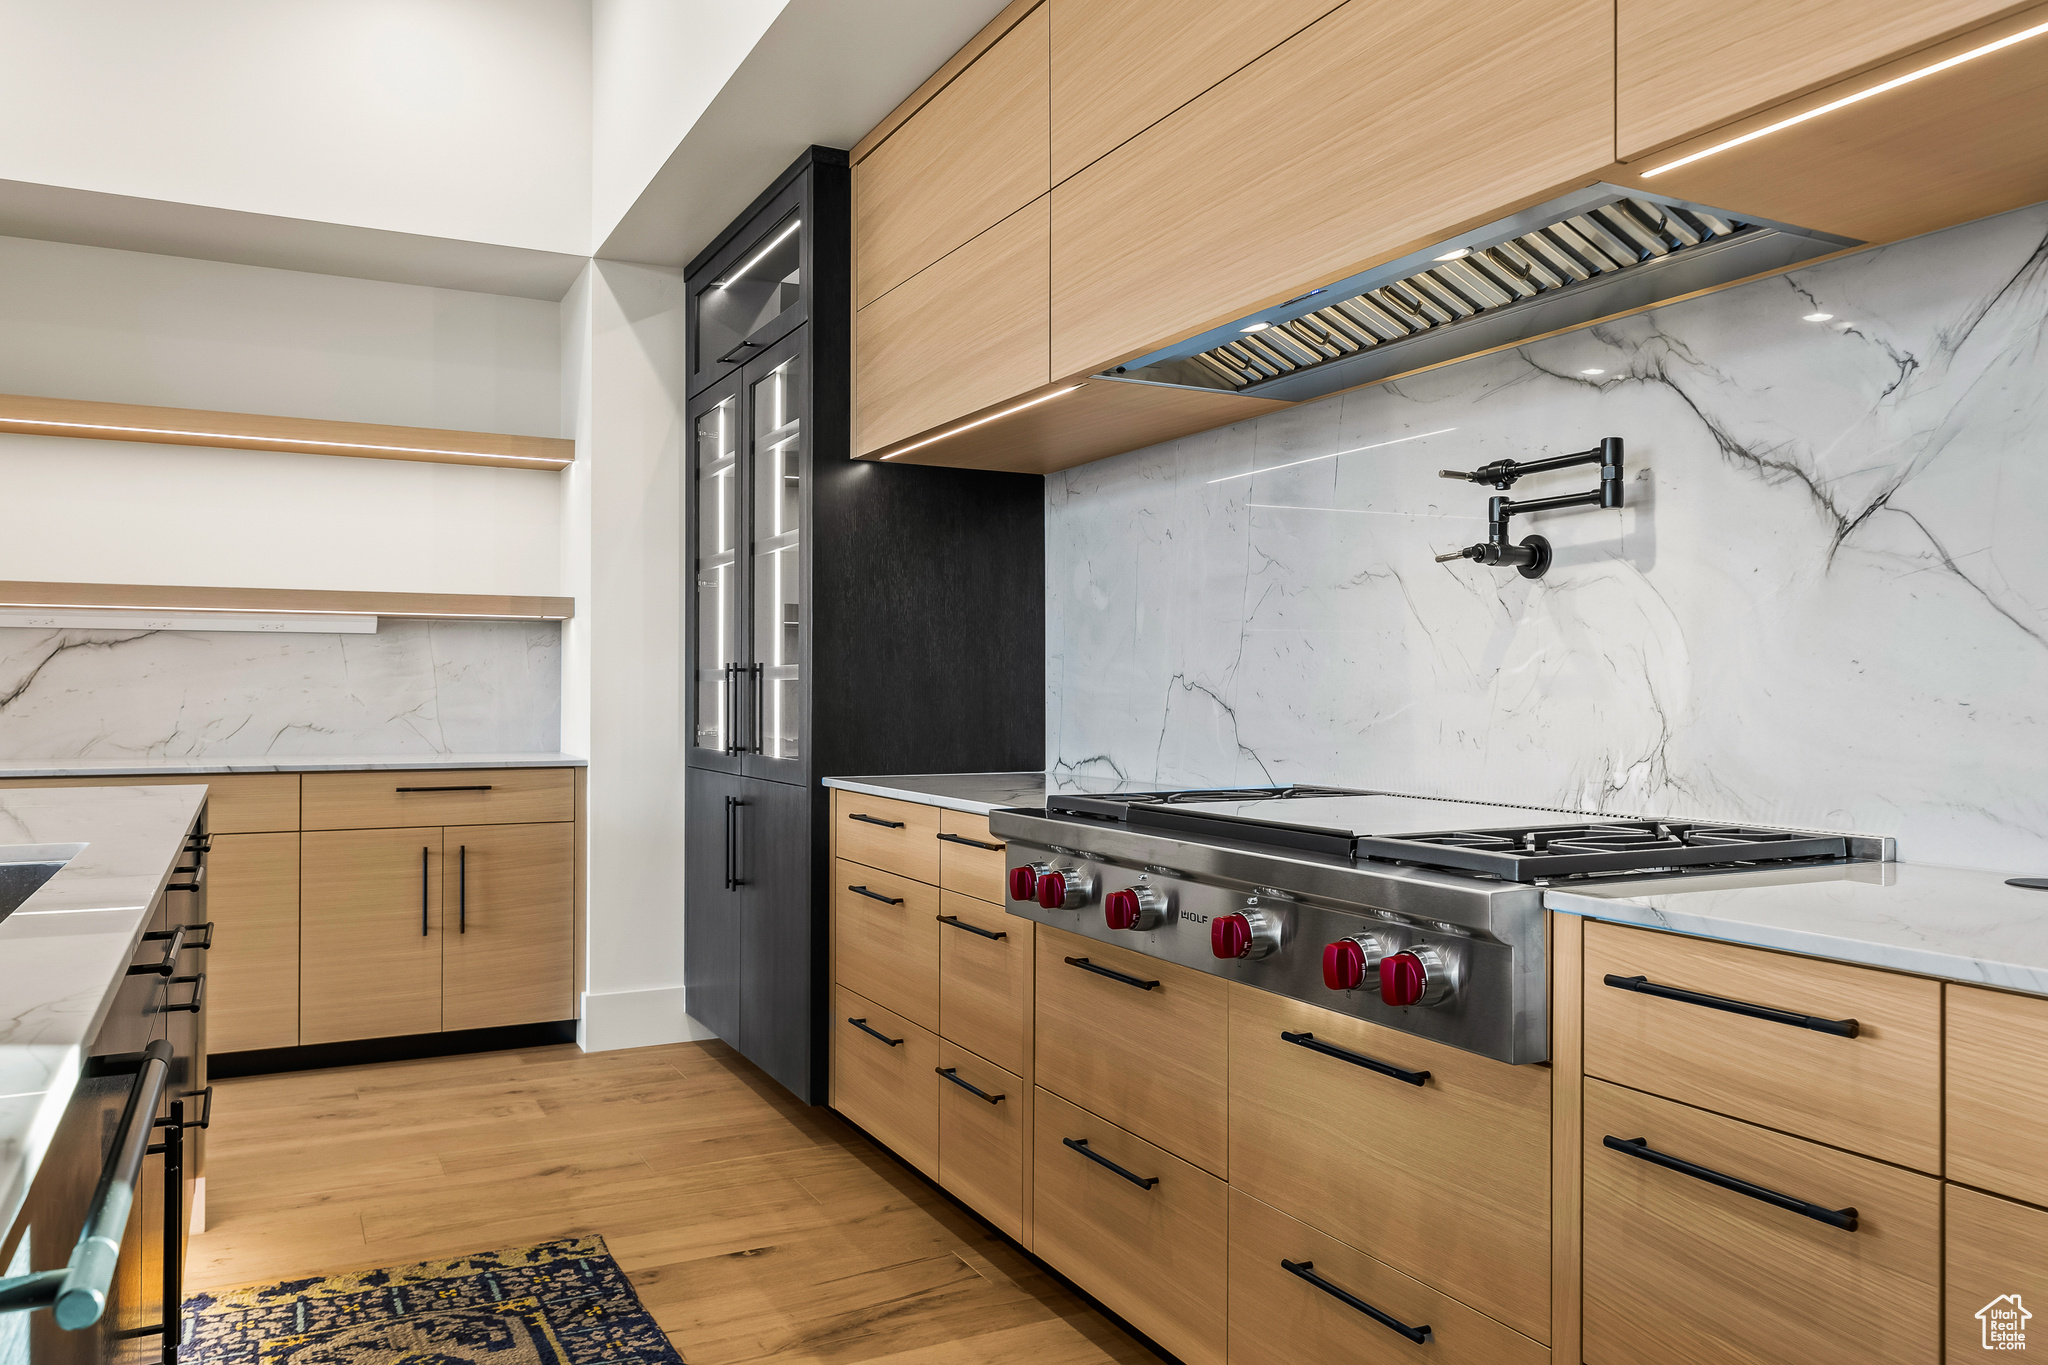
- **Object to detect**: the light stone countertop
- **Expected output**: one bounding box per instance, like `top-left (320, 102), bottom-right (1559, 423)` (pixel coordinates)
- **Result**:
top-left (0, 784), bottom-right (208, 1233)
top-left (821, 773), bottom-right (1049, 817)
top-left (1546, 860), bottom-right (2048, 996)
top-left (0, 753), bottom-right (588, 779)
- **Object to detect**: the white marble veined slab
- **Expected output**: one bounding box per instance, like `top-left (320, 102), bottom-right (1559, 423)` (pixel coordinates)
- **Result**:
top-left (823, 772), bottom-right (1048, 817)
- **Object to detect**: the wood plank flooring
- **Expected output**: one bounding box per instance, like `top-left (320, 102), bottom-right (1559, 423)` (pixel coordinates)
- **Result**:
top-left (188, 1040), bottom-right (1158, 1364)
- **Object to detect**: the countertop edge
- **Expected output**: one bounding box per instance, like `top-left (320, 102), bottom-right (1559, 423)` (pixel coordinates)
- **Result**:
top-left (0, 753), bottom-right (589, 778)
top-left (821, 775), bottom-right (1042, 818)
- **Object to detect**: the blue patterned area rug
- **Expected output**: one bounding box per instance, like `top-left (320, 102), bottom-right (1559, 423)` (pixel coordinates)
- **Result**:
top-left (182, 1236), bottom-right (685, 1365)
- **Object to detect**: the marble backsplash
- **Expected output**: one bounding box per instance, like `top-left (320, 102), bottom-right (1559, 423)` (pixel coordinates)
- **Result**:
top-left (0, 618), bottom-right (560, 758)
top-left (1047, 201), bottom-right (2048, 872)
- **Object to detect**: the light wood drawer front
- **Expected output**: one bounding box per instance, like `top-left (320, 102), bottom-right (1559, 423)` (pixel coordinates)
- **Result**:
top-left (204, 832), bottom-right (300, 1053)
top-left (832, 861), bottom-right (940, 1031)
top-left (1584, 920), bottom-right (1941, 1170)
top-left (937, 890), bottom-right (1029, 1074)
top-left (301, 768), bottom-right (573, 829)
top-left (1583, 1079), bottom-right (1939, 1365)
top-left (1229, 986), bottom-right (1551, 1343)
top-left (1947, 983), bottom-right (2048, 1205)
top-left (937, 810), bottom-right (1008, 903)
top-left (1230, 1189), bottom-right (1550, 1365)
top-left (1032, 1087), bottom-right (1227, 1365)
top-left (1035, 924), bottom-right (1228, 1175)
top-left (0, 774), bottom-right (301, 832)
top-left (831, 985), bottom-right (939, 1178)
top-left (832, 790), bottom-right (942, 883)
top-left (1946, 1185), bottom-right (2048, 1359)
top-left (853, 2), bottom-right (1048, 308)
top-left (937, 1042), bottom-right (1028, 1243)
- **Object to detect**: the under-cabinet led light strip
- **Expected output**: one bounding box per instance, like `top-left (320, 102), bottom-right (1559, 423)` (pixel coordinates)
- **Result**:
top-left (0, 416), bottom-right (570, 465)
top-left (878, 385), bottom-right (1086, 459)
top-left (714, 218), bottom-right (802, 289)
top-left (1643, 17), bottom-right (2048, 178)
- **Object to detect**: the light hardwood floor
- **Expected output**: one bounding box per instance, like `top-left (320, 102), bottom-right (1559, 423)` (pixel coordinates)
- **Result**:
top-left (189, 1041), bottom-right (1158, 1364)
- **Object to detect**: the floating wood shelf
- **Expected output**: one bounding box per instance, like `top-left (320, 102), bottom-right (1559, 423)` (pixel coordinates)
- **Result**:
top-left (0, 393), bottom-right (573, 470)
top-left (0, 581), bottom-right (574, 621)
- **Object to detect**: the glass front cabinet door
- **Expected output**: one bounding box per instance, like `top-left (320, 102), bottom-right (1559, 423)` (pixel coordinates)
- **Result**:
top-left (691, 377), bottom-right (744, 761)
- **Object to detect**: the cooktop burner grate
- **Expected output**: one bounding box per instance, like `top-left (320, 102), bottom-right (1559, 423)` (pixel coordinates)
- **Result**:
top-left (1354, 820), bottom-right (1853, 881)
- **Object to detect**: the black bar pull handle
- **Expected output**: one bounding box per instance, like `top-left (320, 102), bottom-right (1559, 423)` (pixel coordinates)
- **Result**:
top-left (1280, 1260), bottom-right (1431, 1344)
top-left (1064, 955), bottom-right (1158, 990)
top-left (723, 795), bottom-right (735, 890)
top-left (723, 663), bottom-right (738, 756)
top-left (847, 812), bottom-right (906, 829)
top-left (143, 921), bottom-right (213, 952)
top-left (1281, 1031), bottom-right (1430, 1087)
top-left (1602, 974), bottom-right (1859, 1038)
top-left (847, 1017), bottom-right (903, 1047)
top-left (937, 915), bottom-right (1007, 941)
top-left (936, 832), bottom-right (1005, 852)
top-left (1062, 1137), bottom-right (1158, 1190)
top-left (421, 845), bottom-right (430, 936)
top-left (166, 862), bottom-right (203, 892)
top-left (1602, 1135), bottom-right (1859, 1230)
top-left (161, 974), bottom-right (206, 1014)
top-left (750, 662), bottom-right (764, 755)
top-left (128, 925), bottom-right (185, 977)
top-left (395, 785), bottom-right (494, 793)
top-left (459, 844), bottom-right (468, 933)
top-left (725, 797), bottom-right (749, 890)
top-left (936, 1067), bottom-right (1005, 1104)
top-left (847, 885), bottom-right (904, 905)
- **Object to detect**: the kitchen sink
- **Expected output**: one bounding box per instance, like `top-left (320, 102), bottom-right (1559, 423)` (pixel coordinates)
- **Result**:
top-left (0, 844), bottom-right (85, 924)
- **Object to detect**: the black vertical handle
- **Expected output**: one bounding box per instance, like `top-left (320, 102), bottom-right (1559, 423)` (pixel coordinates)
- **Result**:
top-left (421, 846), bottom-right (429, 936)
top-left (723, 796), bottom-right (735, 890)
top-left (751, 662), bottom-right (765, 755)
top-left (459, 844), bottom-right (467, 933)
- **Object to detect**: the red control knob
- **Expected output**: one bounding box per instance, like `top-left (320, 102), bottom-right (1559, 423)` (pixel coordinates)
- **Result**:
top-left (1036, 871), bottom-right (1069, 910)
top-left (1008, 865), bottom-right (1039, 902)
top-left (1105, 889), bottom-right (1141, 930)
top-left (1381, 951), bottom-right (1427, 1006)
top-left (1323, 939), bottom-right (1367, 991)
top-left (1212, 913), bottom-right (1253, 959)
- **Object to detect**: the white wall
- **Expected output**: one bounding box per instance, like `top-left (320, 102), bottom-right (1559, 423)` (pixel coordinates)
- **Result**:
top-left (590, 0), bottom-right (790, 245)
top-left (0, 233), bottom-right (565, 596)
top-left (0, 0), bottom-right (592, 254)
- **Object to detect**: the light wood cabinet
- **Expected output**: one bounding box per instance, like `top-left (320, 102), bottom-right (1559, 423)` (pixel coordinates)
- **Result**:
top-left (1047, 0), bottom-right (1611, 379)
top-left (833, 789), bottom-right (943, 883)
top-left (1229, 1189), bottom-right (1551, 1365)
top-left (936, 1041), bottom-right (1029, 1243)
top-left (204, 832), bottom-right (300, 1053)
top-left (1946, 1185), bottom-right (2048, 1358)
top-left (1584, 920), bottom-right (1941, 1170)
top-left (831, 985), bottom-right (940, 1178)
top-left (1947, 982), bottom-right (2048, 1206)
top-left (1034, 923), bottom-right (1229, 1175)
top-left (854, 197), bottom-right (1050, 457)
top-left (1048, 0), bottom-right (1344, 185)
top-left (1032, 1087), bottom-right (1228, 1365)
top-left (936, 810), bottom-right (1007, 903)
top-left (300, 767), bottom-right (572, 830)
top-left (852, 1), bottom-right (1048, 309)
top-left (831, 860), bottom-right (941, 1032)
top-left (441, 823), bottom-right (573, 1032)
top-left (0, 772), bottom-right (299, 832)
top-left (936, 890), bottom-right (1029, 1076)
top-left (300, 828), bottom-right (445, 1045)
top-left (1616, 0), bottom-right (2028, 161)
top-left (1229, 985), bottom-right (1551, 1343)
top-left (1583, 1078), bottom-right (1940, 1365)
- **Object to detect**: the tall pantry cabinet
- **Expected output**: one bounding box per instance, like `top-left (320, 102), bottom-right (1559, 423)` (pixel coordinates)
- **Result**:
top-left (683, 147), bottom-right (1044, 1103)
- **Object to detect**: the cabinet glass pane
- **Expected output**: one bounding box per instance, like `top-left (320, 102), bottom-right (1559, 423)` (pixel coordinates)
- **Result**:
top-left (697, 211), bottom-right (802, 380)
top-left (694, 396), bottom-right (742, 754)
top-left (751, 358), bottom-right (801, 763)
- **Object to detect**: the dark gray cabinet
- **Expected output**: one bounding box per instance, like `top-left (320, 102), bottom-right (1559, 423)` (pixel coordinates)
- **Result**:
top-left (684, 146), bottom-right (1044, 1104)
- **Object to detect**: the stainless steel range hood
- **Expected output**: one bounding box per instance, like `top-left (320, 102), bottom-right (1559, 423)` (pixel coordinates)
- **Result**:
top-left (1100, 185), bottom-right (1860, 403)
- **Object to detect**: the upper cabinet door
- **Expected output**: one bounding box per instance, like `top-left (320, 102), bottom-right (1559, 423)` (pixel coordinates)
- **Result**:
top-left (742, 332), bottom-right (809, 779)
top-left (689, 373), bottom-right (747, 766)
top-left (853, 3), bottom-right (1048, 309)
top-left (1617, 0), bottom-right (2029, 162)
top-left (690, 178), bottom-right (810, 395)
top-left (1048, 0), bottom-right (1345, 185)
top-left (1048, 0), bottom-right (1611, 381)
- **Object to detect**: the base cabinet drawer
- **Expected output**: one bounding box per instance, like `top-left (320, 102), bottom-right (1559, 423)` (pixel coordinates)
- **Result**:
top-left (1946, 1185), bottom-right (2048, 1358)
top-left (1032, 1087), bottom-right (1226, 1365)
top-left (937, 891), bottom-right (1030, 1074)
top-left (831, 986), bottom-right (939, 1177)
top-left (1946, 982), bottom-right (2048, 1206)
top-left (937, 811), bottom-right (1008, 903)
top-left (832, 861), bottom-right (940, 1031)
top-left (833, 790), bottom-right (942, 883)
top-left (1229, 1189), bottom-right (1550, 1365)
top-left (936, 1042), bottom-right (1028, 1244)
top-left (301, 767), bottom-right (572, 829)
top-left (1585, 920), bottom-right (1941, 1171)
top-left (1229, 986), bottom-right (1551, 1342)
top-left (1035, 924), bottom-right (1228, 1174)
top-left (1584, 1078), bottom-right (1939, 1365)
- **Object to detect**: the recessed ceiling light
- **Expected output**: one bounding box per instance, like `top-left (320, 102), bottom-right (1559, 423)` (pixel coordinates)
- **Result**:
top-left (1581, 368), bottom-right (1606, 375)
top-left (1804, 312), bottom-right (1834, 321)
top-left (1240, 321), bottom-right (1271, 333)
top-left (1434, 248), bottom-right (1472, 261)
